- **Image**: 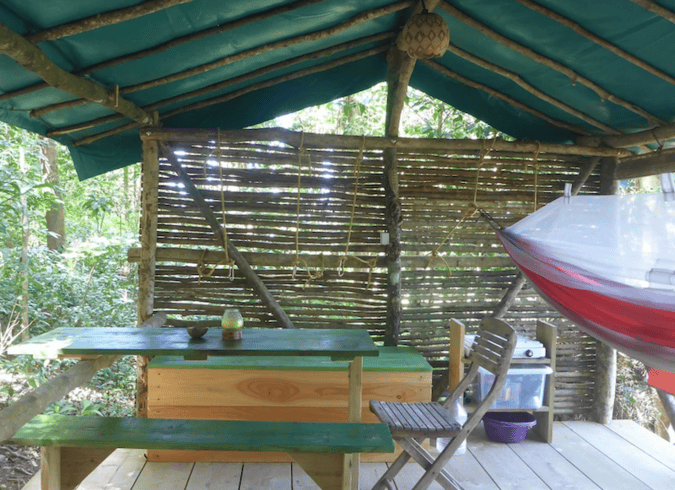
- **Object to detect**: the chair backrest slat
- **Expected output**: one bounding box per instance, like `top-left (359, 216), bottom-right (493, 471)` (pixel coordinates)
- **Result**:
top-left (476, 329), bottom-right (509, 349)
top-left (469, 351), bottom-right (501, 375)
top-left (472, 342), bottom-right (502, 364)
top-left (444, 317), bottom-right (517, 434)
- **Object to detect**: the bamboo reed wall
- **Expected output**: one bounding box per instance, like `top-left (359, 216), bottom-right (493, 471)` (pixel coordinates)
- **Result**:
top-left (135, 130), bottom-right (602, 416)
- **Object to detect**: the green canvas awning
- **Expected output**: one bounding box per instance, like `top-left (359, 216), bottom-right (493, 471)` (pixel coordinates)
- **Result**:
top-left (1, 0), bottom-right (675, 179)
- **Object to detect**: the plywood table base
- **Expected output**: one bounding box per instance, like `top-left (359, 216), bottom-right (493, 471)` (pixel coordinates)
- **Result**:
top-left (41, 447), bottom-right (355, 490)
top-left (41, 446), bottom-right (115, 490)
top-left (289, 452), bottom-right (347, 490)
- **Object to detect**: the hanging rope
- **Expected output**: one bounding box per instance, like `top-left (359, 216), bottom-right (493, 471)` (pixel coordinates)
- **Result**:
top-left (426, 136), bottom-right (497, 274)
top-left (217, 129), bottom-right (235, 280)
top-left (337, 137), bottom-right (377, 290)
top-left (472, 136), bottom-right (498, 207)
top-left (291, 133), bottom-right (324, 287)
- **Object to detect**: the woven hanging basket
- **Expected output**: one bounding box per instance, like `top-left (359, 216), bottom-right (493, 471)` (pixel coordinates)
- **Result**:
top-left (397, 11), bottom-right (449, 59)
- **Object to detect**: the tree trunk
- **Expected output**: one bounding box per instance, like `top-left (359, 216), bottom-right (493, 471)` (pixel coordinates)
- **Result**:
top-left (41, 137), bottom-right (65, 251)
top-left (19, 147), bottom-right (29, 341)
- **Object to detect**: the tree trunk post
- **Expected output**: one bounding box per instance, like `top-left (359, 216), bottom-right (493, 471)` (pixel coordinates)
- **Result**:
top-left (593, 157), bottom-right (618, 424)
top-left (382, 45), bottom-right (415, 347)
top-left (136, 120), bottom-right (160, 418)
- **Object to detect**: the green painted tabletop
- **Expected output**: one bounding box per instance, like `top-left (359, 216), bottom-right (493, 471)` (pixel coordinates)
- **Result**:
top-left (6, 327), bottom-right (379, 360)
top-left (148, 346), bottom-right (432, 372)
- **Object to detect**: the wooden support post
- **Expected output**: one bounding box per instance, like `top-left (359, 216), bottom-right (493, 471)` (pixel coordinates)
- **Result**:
top-left (383, 147), bottom-right (402, 347)
top-left (41, 447), bottom-right (60, 490)
top-left (290, 453), bottom-right (346, 490)
top-left (39, 446), bottom-right (115, 490)
top-left (534, 320), bottom-right (557, 443)
top-left (160, 143), bottom-right (295, 330)
top-left (382, 45), bottom-right (415, 347)
top-left (593, 157), bottom-right (618, 424)
top-left (448, 319), bottom-right (465, 392)
top-left (381, 1), bottom-right (445, 347)
top-left (136, 122), bottom-right (160, 418)
top-left (347, 356), bottom-right (363, 490)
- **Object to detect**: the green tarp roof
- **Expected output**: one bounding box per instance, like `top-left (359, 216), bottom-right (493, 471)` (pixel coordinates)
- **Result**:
top-left (1, 0), bottom-right (674, 179)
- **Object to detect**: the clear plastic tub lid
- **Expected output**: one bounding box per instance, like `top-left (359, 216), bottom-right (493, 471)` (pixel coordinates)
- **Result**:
top-left (478, 366), bottom-right (553, 375)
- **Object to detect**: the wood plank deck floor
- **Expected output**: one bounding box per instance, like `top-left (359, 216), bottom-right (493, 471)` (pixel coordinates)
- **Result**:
top-left (21, 420), bottom-right (675, 490)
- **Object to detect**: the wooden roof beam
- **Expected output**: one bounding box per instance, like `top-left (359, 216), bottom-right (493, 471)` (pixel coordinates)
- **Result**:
top-left (439, 1), bottom-right (665, 126)
top-left (444, 45), bottom-right (621, 135)
top-left (578, 121), bottom-right (675, 148)
top-left (0, 0), bottom-right (328, 102)
top-left (514, 0), bottom-right (675, 88)
top-left (70, 44), bottom-right (389, 146)
top-left (422, 59), bottom-right (591, 136)
top-left (615, 148), bottom-right (675, 180)
top-left (26, 0), bottom-right (194, 44)
top-left (140, 127), bottom-right (631, 157)
top-left (0, 23), bottom-right (153, 127)
top-left (630, 0), bottom-right (675, 24)
top-left (29, 1), bottom-right (412, 118)
top-left (49, 32), bottom-right (393, 137)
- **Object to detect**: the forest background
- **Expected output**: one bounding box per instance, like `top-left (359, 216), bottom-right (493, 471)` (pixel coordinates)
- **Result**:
top-left (0, 83), bottom-right (668, 489)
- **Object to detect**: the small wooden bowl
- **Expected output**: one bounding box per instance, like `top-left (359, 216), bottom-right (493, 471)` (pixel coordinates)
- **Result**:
top-left (187, 327), bottom-right (208, 339)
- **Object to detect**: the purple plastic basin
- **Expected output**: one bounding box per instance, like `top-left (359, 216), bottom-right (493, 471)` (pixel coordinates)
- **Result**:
top-left (483, 412), bottom-right (537, 443)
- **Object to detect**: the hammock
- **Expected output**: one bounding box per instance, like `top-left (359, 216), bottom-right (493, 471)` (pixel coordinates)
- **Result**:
top-left (496, 176), bottom-right (675, 376)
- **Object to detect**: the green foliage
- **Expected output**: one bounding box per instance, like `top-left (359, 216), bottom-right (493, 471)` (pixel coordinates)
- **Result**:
top-left (0, 237), bottom-right (137, 335)
top-left (255, 82), bottom-right (505, 140)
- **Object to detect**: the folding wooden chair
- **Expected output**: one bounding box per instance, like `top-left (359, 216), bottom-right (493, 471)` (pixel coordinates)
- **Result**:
top-left (369, 318), bottom-right (517, 490)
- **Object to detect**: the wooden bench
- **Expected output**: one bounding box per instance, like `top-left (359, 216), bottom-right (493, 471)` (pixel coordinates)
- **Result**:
top-left (12, 414), bottom-right (395, 490)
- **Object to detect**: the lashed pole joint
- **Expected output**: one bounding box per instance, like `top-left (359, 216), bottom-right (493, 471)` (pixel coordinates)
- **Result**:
top-left (0, 22), bottom-right (153, 126)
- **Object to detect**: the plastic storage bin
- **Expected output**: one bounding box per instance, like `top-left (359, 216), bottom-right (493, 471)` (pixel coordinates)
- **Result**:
top-left (475, 365), bottom-right (553, 410)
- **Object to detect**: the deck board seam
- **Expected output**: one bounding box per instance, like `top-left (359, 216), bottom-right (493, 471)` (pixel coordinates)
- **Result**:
top-left (555, 421), bottom-right (654, 490)
top-left (466, 446), bottom-right (502, 490)
top-left (183, 461), bottom-right (196, 490)
top-left (562, 421), bottom-right (675, 490)
top-left (128, 451), bottom-right (148, 490)
top-left (502, 437), bottom-right (556, 490)
top-left (547, 422), bottom-right (607, 488)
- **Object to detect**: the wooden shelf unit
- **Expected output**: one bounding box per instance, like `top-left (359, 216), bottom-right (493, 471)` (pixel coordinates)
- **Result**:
top-left (450, 320), bottom-right (557, 443)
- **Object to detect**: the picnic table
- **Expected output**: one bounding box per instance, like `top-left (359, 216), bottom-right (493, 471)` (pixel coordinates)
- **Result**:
top-left (8, 327), bottom-right (394, 490)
